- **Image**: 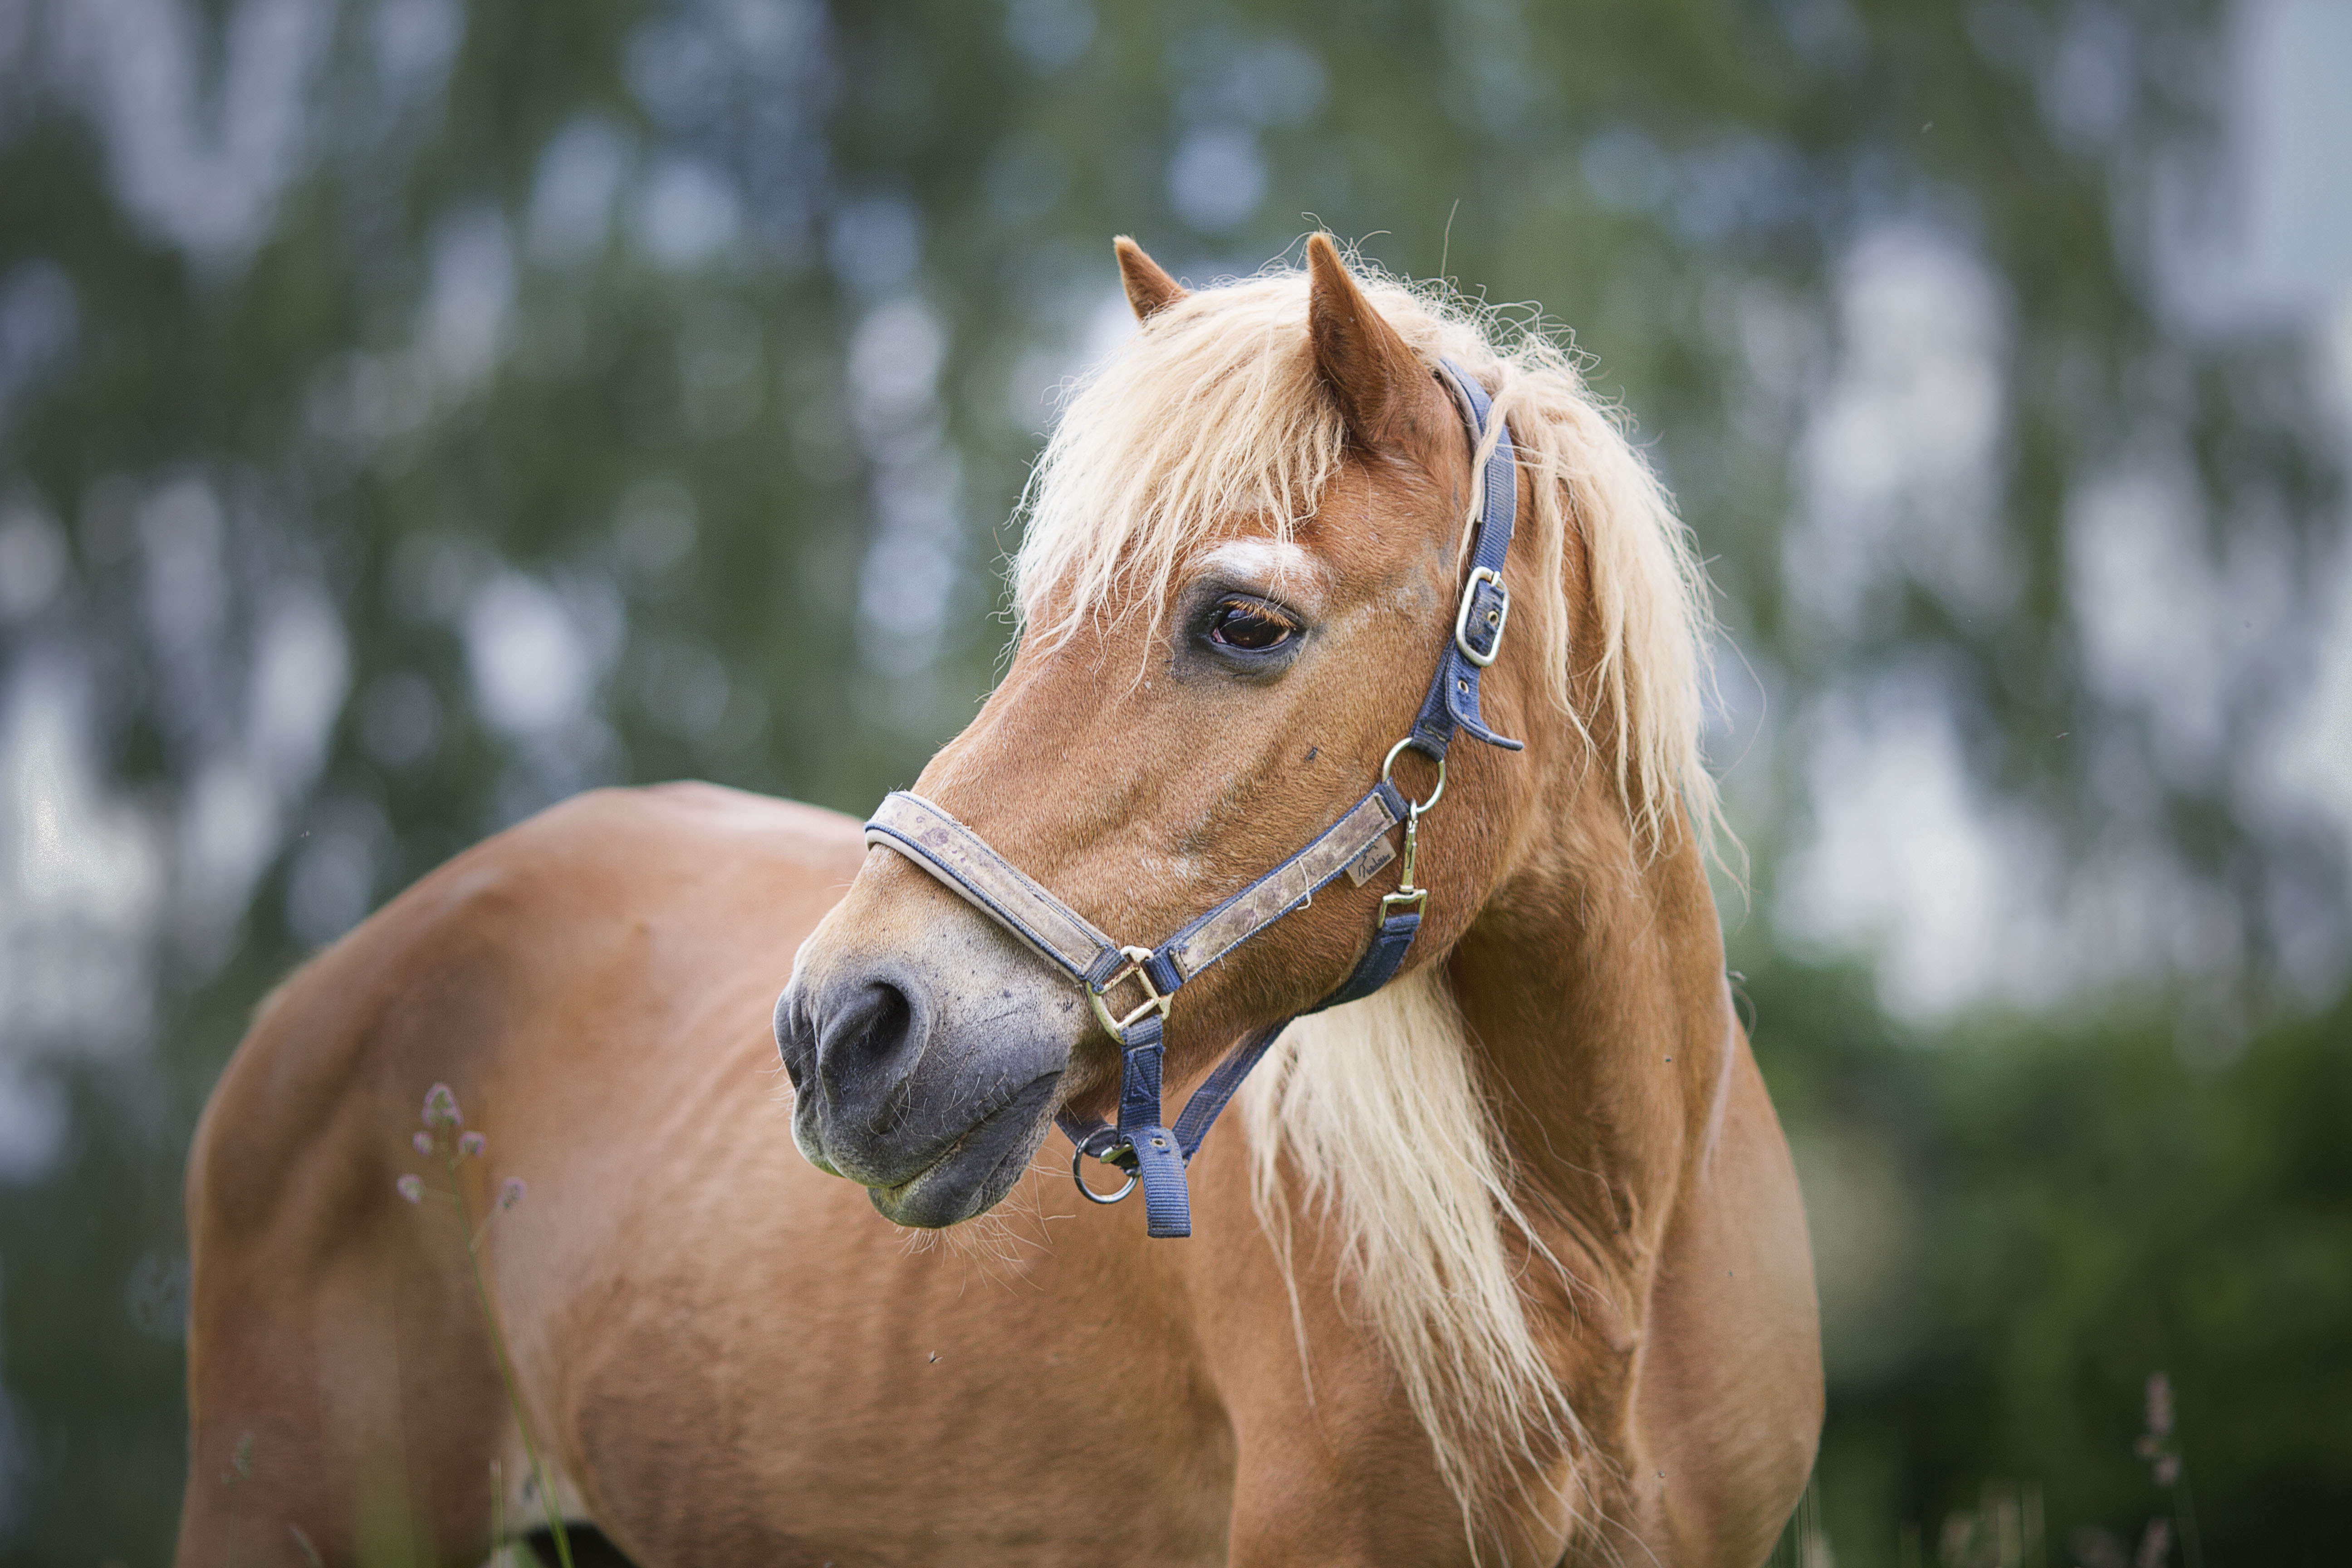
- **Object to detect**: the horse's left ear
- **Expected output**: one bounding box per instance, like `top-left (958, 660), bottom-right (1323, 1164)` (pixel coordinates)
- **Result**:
top-left (1305, 233), bottom-right (1429, 451)
top-left (1115, 236), bottom-right (1188, 322)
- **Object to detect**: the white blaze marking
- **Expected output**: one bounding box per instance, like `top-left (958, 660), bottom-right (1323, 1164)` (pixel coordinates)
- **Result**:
top-left (1194, 539), bottom-right (1329, 610)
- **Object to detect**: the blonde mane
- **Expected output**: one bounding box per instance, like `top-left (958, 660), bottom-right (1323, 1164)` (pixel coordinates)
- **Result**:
top-left (1237, 971), bottom-right (1589, 1532)
top-left (1011, 252), bottom-right (1721, 1533)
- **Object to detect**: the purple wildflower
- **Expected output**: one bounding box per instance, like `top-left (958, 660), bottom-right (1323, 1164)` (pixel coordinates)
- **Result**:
top-left (413, 1132), bottom-right (433, 1156)
top-left (2154, 1455), bottom-right (2180, 1486)
top-left (2134, 1517), bottom-right (2171, 1568)
top-left (498, 1177), bottom-right (526, 1210)
top-left (422, 1083), bottom-right (462, 1128)
top-left (459, 1130), bottom-right (485, 1158)
top-left (2145, 1372), bottom-right (2173, 1439)
top-left (396, 1173), bottom-right (425, 1204)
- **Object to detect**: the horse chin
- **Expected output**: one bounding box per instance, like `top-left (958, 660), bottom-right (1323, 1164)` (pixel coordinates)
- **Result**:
top-left (862, 1073), bottom-right (1062, 1228)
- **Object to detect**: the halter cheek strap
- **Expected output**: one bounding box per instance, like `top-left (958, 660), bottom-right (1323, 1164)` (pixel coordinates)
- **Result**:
top-left (847, 358), bottom-right (1521, 1237)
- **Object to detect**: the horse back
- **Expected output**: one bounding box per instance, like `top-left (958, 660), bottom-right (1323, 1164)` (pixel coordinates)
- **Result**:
top-left (177, 784), bottom-right (864, 1567)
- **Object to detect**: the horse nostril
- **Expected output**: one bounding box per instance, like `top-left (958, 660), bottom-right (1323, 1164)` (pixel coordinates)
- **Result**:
top-left (816, 978), bottom-right (926, 1105)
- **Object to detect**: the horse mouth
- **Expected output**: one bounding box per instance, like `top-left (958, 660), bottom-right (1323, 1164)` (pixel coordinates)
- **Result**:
top-left (865, 1070), bottom-right (1062, 1228)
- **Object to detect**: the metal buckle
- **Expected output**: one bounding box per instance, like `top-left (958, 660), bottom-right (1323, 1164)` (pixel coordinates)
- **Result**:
top-left (1378, 791), bottom-right (1431, 921)
top-left (1072, 1138), bottom-right (1138, 1204)
top-left (1453, 566), bottom-right (1509, 667)
top-left (1088, 945), bottom-right (1172, 1039)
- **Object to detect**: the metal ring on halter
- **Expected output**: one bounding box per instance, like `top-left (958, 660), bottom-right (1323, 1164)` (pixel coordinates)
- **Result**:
top-left (1381, 735), bottom-right (1446, 814)
top-left (1071, 1142), bottom-right (1138, 1205)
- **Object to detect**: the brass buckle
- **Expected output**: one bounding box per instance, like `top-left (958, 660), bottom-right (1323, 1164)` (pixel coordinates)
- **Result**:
top-left (1453, 566), bottom-right (1509, 667)
top-left (1089, 945), bottom-right (1172, 1039)
top-left (1379, 794), bottom-right (1431, 921)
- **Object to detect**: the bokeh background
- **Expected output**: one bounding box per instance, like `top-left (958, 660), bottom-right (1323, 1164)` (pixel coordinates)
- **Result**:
top-left (2, 0), bottom-right (2349, 1562)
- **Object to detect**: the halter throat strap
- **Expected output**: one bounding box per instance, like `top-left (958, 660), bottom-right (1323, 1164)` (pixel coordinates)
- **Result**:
top-left (853, 357), bottom-right (1521, 1237)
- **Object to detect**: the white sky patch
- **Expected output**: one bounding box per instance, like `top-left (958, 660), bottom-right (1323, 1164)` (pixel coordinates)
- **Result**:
top-left (138, 476), bottom-right (228, 661)
top-left (454, 565), bottom-right (625, 828)
top-left (54, 0), bottom-right (333, 265)
top-left (370, 0), bottom-right (463, 103)
top-left (1785, 7), bottom-right (2352, 1018)
top-left (285, 793), bottom-right (392, 947)
top-left (304, 204), bottom-right (524, 456)
top-left (464, 571), bottom-right (608, 738)
top-left (249, 586), bottom-right (350, 790)
top-left (2070, 450), bottom-right (2295, 786)
top-left (2214, 1), bottom-right (2352, 891)
top-left (637, 156), bottom-right (743, 270)
top-left (0, 503), bottom-right (69, 622)
top-left (2276, 534), bottom-right (2352, 848)
top-left (2159, 0), bottom-right (2352, 330)
top-left (1786, 225), bottom-right (2012, 637)
top-left (849, 298), bottom-right (965, 696)
top-left (174, 754), bottom-right (280, 946)
top-left (1166, 127), bottom-right (1265, 233)
top-left (0, 664), bottom-right (166, 1172)
top-left (421, 207), bottom-right (516, 391)
top-left (1777, 676), bottom-right (2063, 1019)
top-left (0, 260), bottom-right (79, 425)
top-left (1083, 285), bottom-right (1142, 363)
top-left (4, 670), bottom-right (162, 954)
top-left (530, 116), bottom-right (632, 267)
top-left (1004, 286), bottom-right (1136, 438)
top-left (172, 578), bottom-right (349, 961)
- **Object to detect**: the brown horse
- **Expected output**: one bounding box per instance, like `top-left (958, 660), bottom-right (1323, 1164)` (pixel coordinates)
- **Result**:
top-left (176, 236), bottom-right (1820, 1567)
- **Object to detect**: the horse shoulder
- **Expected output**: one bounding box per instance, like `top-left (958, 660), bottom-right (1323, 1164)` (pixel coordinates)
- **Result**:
top-left (1627, 1029), bottom-right (1823, 1565)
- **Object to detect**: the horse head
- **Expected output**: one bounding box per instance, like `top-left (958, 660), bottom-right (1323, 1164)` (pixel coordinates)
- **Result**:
top-left (776, 235), bottom-right (1572, 1229)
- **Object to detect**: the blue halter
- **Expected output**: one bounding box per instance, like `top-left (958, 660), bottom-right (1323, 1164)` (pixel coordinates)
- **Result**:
top-left (855, 358), bottom-right (1522, 1237)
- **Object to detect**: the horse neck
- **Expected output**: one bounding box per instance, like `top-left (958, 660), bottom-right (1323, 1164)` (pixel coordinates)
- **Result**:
top-left (1445, 756), bottom-right (1732, 1285)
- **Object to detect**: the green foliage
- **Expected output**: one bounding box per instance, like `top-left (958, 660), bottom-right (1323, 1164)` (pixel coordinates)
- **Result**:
top-left (1752, 958), bottom-right (2352, 1564)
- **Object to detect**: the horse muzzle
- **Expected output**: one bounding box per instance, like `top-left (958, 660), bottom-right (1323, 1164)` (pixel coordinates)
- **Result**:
top-left (774, 877), bottom-right (1087, 1226)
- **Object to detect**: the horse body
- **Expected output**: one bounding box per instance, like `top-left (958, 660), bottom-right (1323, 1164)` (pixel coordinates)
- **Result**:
top-left (179, 238), bottom-right (1820, 1566)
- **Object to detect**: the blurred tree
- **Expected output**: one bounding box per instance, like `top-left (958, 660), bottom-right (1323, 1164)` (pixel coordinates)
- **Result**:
top-left (0, 0), bottom-right (2341, 1563)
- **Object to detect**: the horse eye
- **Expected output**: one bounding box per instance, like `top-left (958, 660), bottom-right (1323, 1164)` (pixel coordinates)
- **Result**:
top-left (1208, 601), bottom-right (1294, 652)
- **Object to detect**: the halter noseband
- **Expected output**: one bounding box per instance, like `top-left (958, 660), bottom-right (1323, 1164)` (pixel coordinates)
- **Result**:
top-left (853, 359), bottom-right (1522, 1237)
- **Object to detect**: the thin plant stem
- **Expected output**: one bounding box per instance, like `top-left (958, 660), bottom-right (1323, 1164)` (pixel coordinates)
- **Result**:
top-left (2174, 1468), bottom-right (2205, 1568)
top-left (445, 1150), bottom-right (575, 1568)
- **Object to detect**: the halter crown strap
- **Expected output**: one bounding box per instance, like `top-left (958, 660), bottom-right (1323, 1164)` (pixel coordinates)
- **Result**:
top-left (848, 355), bottom-right (1523, 1239)
top-left (1413, 360), bottom-right (1524, 758)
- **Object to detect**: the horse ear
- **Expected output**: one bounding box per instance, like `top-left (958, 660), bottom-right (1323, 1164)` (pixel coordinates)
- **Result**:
top-left (1114, 236), bottom-right (1187, 322)
top-left (1305, 233), bottom-right (1426, 450)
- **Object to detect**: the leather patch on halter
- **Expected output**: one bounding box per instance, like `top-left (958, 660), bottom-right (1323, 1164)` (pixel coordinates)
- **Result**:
top-left (1168, 790), bottom-right (1403, 979)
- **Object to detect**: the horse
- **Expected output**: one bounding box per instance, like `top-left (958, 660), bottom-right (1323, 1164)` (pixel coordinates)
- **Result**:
top-left (175, 234), bottom-right (1821, 1567)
